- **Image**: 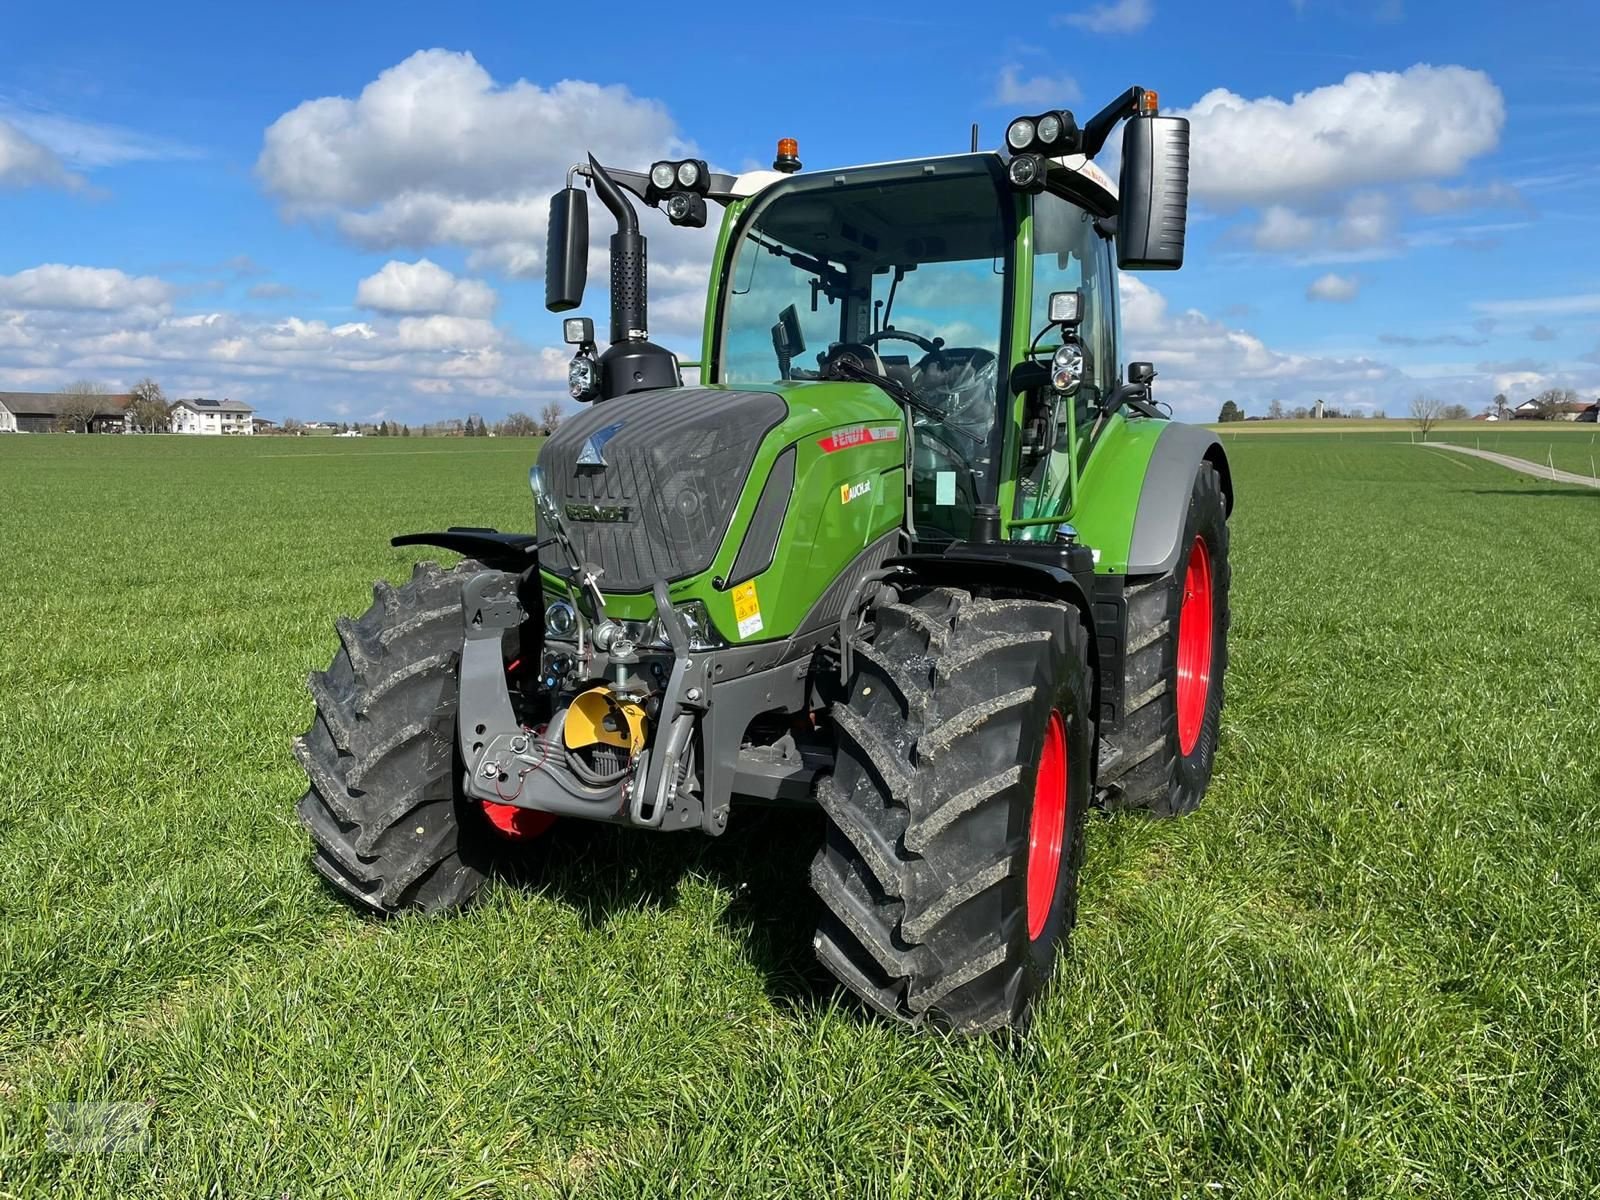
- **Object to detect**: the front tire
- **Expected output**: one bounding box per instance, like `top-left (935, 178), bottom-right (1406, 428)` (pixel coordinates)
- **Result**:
top-left (1100, 463), bottom-right (1231, 817)
top-left (294, 560), bottom-right (532, 915)
top-left (811, 587), bottom-right (1094, 1035)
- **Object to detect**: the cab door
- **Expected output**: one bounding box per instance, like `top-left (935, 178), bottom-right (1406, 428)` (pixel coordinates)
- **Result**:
top-left (1016, 188), bottom-right (1119, 523)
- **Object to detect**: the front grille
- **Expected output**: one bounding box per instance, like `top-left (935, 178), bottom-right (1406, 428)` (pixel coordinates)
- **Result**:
top-left (540, 387), bottom-right (787, 592)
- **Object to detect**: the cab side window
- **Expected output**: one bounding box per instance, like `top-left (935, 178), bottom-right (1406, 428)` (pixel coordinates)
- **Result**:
top-left (1030, 191), bottom-right (1117, 410)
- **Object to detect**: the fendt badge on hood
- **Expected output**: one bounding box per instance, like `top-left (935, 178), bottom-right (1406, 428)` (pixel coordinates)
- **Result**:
top-left (575, 421), bottom-right (624, 468)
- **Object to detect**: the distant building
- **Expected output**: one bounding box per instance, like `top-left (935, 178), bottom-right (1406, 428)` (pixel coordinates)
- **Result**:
top-left (0, 390), bottom-right (133, 432)
top-left (1581, 403), bottom-right (1599, 424)
top-left (1311, 399), bottom-right (1325, 420)
top-left (0, 400), bottom-right (15, 433)
top-left (252, 417), bottom-right (277, 433)
top-left (170, 397), bottom-right (254, 435)
top-left (1512, 397), bottom-right (1592, 422)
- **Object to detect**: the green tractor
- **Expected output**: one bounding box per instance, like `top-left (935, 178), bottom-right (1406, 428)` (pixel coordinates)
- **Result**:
top-left (295, 86), bottom-right (1232, 1035)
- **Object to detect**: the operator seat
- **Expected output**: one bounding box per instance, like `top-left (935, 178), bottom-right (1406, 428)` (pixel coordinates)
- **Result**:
top-left (912, 347), bottom-right (998, 424)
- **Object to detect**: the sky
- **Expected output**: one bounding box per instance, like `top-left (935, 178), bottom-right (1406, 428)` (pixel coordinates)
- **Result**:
top-left (2, 0), bottom-right (1597, 423)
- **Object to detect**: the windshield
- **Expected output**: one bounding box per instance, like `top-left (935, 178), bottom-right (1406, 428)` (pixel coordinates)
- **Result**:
top-left (717, 163), bottom-right (1013, 538)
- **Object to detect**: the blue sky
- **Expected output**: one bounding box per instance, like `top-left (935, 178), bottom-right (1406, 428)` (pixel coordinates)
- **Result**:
top-left (2, 0), bottom-right (1596, 422)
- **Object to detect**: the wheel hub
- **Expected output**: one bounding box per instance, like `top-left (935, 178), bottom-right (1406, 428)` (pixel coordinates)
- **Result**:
top-left (1176, 535), bottom-right (1214, 756)
top-left (1026, 711), bottom-right (1068, 941)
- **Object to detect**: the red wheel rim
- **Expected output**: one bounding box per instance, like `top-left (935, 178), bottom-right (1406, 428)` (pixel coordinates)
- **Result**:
top-left (1176, 535), bottom-right (1214, 757)
top-left (1026, 711), bottom-right (1069, 941)
top-left (481, 801), bottom-right (555, 841)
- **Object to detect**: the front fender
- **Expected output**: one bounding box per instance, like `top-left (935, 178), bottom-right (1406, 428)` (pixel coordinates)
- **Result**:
top-left (1072, 418), bottom-right (1231, 577)
top-left (1126, 424), bottom-right (1232, 575)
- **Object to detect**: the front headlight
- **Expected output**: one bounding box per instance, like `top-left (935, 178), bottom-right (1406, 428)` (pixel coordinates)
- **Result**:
top-left (1006, 117), bottom-right (1036, 151)
top-left (649, 162), bottom-right (676, 190)
top-left (1036, 113), bottom-right (1062, 147)
top-left (675, 160), bottom-right (701, 188)
top-left (545, 600), bottom-right (577, 638)
top-left (569, 353), bottom-right (597, 400)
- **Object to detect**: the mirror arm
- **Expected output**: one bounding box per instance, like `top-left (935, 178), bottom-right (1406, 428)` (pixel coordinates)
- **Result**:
top-left (1081, 86), bottom-right (1147, 159)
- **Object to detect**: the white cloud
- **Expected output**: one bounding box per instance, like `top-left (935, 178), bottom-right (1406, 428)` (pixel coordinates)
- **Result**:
top-left (1248, 205), bottom-right (1321, 251)
top-left (1057, 0), bottom-right (1153, 34)
top-left (1306, 272), bottom-right (1361, 302)
top-left (1175, 65), bottom-right (1504, 208)
top-left (993, 65), bottom-right (1082, 108)
top-left (1472, 293), bottom-right (1600, 317)
top-left (0, 264), bottom-right (173, 310)
top-left (0, 106), bottom-right (199, 169)
top-left (1245, 192), bottom-right (1394, 254)
top-left (356, 258), bottom-right (497, 317)
top-left (1410, 180), bottom-right (1525, 214)
top-left (1119, 275), bottom-right (1399, 416)
top-left (0, 118), bottom-right (80, 189)
top-left (256, 49), bottom-right (715, 283)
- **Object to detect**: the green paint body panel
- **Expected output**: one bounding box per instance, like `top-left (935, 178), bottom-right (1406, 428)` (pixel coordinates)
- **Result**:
top-left (1065, 414), bottom-right (1169, 575)
top-left (544, 380), bottom-right (905, 644)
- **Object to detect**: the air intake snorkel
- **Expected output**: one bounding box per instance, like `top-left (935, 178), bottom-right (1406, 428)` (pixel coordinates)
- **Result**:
top-left (584, 157), bottom-right (681, 400)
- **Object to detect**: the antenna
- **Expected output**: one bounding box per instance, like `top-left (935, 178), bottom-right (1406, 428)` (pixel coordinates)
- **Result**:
top-left (970, 123), bottom-right (979, 152)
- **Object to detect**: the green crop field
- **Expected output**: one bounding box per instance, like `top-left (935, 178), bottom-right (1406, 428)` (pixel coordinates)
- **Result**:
top-left (2, 433), bottom-right (1598, 1198)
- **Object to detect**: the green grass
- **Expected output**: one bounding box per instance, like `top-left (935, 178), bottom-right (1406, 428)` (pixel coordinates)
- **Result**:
top-left (2, 434), bottom-right (1598, 1197)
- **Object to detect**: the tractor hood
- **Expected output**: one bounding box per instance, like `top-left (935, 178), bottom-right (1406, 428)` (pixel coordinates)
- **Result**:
top-left (536, 381), bottom-right (905, 607)
top-left (539, 387), bottom-right (788, 593)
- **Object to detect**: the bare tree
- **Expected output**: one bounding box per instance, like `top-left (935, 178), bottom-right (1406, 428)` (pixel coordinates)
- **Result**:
top-left (57, 379), bottom-right (110, 433)
top-left (1267, 398), bottom-right (1286, 421)
top-left (538, 401), bottom-right (563, 435)
top-left (497, 411), bottom-right (539, 437)
top-left (1441, 403), bottom-right (1471, 421)
top-left (1410, 394), bottom-right (1443, 439)
top-left (128, 377), bottom-right (169, 433)
top-left (1492, 392), bottom-right (1509, 421)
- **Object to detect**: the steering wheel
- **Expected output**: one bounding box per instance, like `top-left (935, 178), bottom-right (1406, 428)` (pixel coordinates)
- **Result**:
top-left (820, 342), bottom-right (884, 380)
top-left (865, 327), bottom-right (940, 355)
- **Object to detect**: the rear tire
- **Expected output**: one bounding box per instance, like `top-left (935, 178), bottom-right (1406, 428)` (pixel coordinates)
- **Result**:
top-left (294, 560), bottom-right (531, 915)
top-left (1100, 463), bottom-right (1231, 817)
top-left (811, 587), bottom-right (1093, 1034)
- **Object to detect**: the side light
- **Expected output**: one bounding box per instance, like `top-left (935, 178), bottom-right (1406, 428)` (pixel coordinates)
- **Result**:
top-left (1051, 342), bottom-right (1084, 394)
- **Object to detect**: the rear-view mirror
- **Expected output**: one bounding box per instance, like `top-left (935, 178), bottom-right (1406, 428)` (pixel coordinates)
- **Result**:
top-left (545, 187), bottom-right (589, 312)
top-left (1117, 116), bottom-right (1189, 271)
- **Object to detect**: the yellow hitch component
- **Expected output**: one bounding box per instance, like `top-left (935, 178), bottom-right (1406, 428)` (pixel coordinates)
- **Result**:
top-left (563, 686), bottom-right (648, 755)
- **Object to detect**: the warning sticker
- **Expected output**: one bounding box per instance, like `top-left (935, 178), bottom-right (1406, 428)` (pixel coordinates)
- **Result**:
top-left (732, 580), bottom-right (764, 639)
top-left (817, 424), bottom-right (900, 454)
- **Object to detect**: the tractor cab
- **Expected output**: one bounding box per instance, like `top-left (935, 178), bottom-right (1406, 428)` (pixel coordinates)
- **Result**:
top-left (711, 152), bottom-right (1125, 543)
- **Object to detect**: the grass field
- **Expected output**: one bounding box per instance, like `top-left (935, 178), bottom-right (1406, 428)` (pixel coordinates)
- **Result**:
top-left (1207, 418), bottom-right (1600, 481)
top-left (2, 433), bottom-right (1598, 1197)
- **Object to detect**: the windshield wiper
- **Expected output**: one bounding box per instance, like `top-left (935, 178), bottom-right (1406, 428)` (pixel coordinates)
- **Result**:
top-left (830, 359), bottom-right (986, 445)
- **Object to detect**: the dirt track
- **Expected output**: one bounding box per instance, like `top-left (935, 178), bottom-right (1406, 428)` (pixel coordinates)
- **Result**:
top-left (1424, 441), bottom-right (1600, 490)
